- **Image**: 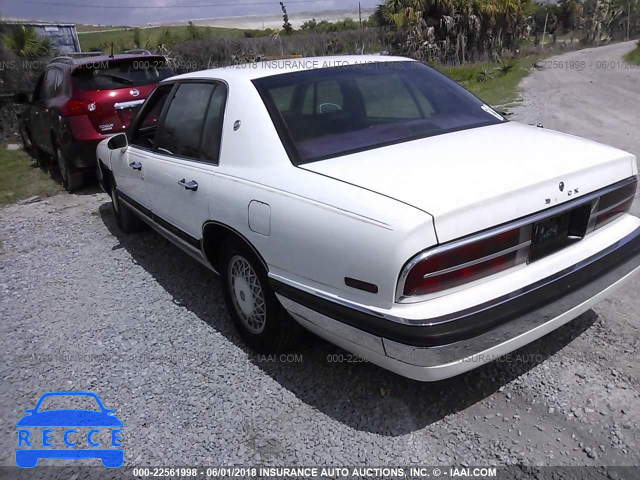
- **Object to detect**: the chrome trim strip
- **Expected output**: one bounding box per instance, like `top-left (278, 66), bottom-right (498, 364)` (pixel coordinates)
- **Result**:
top-left (422, 240), bottom-right (532, 279)
top-left (114, 99), bottom-right (145, 110)
top-left (396, 176), bottom-right (637, 303)
top-left (268, 272), bottom-right (407, 324)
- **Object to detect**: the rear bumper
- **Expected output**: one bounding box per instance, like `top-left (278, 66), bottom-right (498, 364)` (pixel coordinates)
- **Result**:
top-left (272, 225), bottom-right (640, 381)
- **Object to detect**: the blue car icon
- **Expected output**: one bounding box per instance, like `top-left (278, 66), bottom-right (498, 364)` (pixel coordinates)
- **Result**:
top-left (16, 391), bottom-right (123, 468)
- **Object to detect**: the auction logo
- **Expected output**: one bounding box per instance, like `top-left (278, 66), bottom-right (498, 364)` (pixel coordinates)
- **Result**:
top-left (15, 391), bottom-right (123, 468)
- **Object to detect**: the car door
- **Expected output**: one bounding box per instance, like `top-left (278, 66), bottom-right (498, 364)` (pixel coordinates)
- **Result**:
top-left (143, 81), bottom-right (227, 241)
top-left (111, 84), bottom-right (173, 210)
top-left (29, 70), bottom-right (55, 151)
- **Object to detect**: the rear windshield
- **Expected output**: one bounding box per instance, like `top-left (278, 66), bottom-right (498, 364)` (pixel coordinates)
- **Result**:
top-left (252, 61), bottom-right (504, 164)
top-left (72, 59), bottom-right (174, 90)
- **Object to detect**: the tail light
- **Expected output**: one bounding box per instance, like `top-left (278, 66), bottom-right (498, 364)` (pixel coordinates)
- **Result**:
top-left (398, 176), bottom-right (636, 301)
top-left (400, 226), bottom-right (532, 298)
top-left (592, 177), bottom-right (637, 229)
top-left (61, 99), bottom-right (101, 116)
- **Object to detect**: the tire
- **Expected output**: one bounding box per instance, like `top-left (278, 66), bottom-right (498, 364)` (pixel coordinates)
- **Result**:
top-left (54, 142), bottom-right (84, 192)
top-left (111, 184), bottom-right (146, 233)
top-left (220, 238), bottom-right (301, 352)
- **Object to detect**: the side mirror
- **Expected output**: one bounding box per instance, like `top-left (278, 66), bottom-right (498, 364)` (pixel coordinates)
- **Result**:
top-left (107, 133), bottom-right (128, 151)
top-left (14, 92), bottom-right (31, 104)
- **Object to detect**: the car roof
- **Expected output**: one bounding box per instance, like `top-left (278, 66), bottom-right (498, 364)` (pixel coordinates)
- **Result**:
top-left (49, 53), bottom-right (166, 68)
top-left (163, 55), bottom-right (415, 83)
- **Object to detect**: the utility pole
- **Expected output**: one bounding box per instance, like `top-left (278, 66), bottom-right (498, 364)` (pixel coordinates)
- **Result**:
top-left (359, 1), bottom-right (362, 28)
top-left (627, 2), bottom-right (631, 41)
top-left (541, 12), bottom-right (549, 48)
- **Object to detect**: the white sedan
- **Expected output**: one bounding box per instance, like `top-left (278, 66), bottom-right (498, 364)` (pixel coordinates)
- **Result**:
top-left (96, 55), bottom-right (640, 381)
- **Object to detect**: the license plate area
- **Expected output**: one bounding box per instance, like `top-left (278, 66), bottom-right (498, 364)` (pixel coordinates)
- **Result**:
top-left (528, 203), bottom-right (592, 262)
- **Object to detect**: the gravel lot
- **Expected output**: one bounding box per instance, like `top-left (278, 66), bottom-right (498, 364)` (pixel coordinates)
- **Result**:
top-left (1, 41), bottom-right (639, 473)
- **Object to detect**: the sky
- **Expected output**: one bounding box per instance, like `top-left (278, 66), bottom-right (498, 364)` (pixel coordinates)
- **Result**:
top-left (1, 0), bottom-right (381, 26)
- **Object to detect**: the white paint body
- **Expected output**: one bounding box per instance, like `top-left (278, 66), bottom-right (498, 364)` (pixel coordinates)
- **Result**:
top-left (97, 56), bottom-right (640, 380)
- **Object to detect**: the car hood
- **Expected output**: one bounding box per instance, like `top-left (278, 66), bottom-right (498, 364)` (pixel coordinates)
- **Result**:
top-left (16, 410), bottom-right (123, 427)
top-left (301, 122), bottom-right (636, 242)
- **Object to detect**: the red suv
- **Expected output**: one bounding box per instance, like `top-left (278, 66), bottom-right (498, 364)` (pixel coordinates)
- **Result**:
top-left (17, 53), bottom-right (174, 191)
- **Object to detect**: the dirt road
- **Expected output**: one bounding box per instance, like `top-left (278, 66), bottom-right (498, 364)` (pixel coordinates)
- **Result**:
top-left (0, 42), bottom-right (639, 475)
top-left (511, 41), bottom-right (640, 158)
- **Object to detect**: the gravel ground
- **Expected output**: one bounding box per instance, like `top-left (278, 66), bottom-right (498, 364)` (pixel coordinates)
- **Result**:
top-left (1, 42), bottom-right (640, 472)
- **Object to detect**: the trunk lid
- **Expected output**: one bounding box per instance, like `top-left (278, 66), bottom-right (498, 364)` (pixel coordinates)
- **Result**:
top-left (301, 122), bottom-right (636, 242)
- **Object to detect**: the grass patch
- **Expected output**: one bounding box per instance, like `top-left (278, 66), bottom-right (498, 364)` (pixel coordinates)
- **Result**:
top-left (624, 42), bottom-right (640, 65)
top-left (0, 147), bottom-right (61, 205)
top-left (78, 25), bottom-right (245, 52)
top-left (437, 53), bottom-right (554, 108)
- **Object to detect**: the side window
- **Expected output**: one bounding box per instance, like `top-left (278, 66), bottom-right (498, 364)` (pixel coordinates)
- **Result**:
top-left (156, 82), bottom-right (215, 159)
top-left (129, 84), bottom-right (172, 150)
top-left (199, 84), bottom-right (227, 164)
top-left (44, 69), bottom-right (58, 99)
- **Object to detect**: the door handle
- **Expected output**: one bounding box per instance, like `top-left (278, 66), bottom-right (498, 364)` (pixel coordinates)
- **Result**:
top-left (129, 161), bottom-right (142, 170)
top-left (178, 179), bottom-right (198, 191)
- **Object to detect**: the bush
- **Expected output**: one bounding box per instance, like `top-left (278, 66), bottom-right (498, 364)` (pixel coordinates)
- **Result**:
top-left (170, 29), bottom-right (387, 73)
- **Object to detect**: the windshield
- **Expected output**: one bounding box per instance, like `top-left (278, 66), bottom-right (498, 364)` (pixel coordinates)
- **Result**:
top-left (72, 60), bottom-right (174, 90)
top-left (37, 395), bottom-right (101, 412)
top-left (253, 61), bottom-right (504, 164)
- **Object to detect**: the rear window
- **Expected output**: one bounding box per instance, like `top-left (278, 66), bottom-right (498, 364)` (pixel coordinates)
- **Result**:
top-left (252, 61), bottom-right (504, 164)
top-left (72, 59), bottom-right (173, 90)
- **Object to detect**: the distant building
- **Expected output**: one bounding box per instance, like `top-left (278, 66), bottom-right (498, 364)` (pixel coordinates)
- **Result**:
top-left (8, 23), bottom-right (81, 54)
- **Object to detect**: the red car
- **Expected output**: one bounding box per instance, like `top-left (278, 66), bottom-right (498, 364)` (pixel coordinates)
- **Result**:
top-left (17, 53), bottom-right (174, 192)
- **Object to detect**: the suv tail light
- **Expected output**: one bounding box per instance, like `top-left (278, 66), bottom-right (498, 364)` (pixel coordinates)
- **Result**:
top-left (61, 99), bottom-right (101, 116)
top-left (401, 227), bottom-right (532, 297)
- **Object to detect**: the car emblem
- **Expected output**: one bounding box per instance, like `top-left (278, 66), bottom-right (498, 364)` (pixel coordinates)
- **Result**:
top-left (559, 182), bottom-right (565, 192)
top-left (129, 89), bottom-right (140, 97)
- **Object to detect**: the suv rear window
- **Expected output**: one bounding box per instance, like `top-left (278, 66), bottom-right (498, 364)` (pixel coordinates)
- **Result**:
top-left (253, 61), bottom-right (504, 164)
top-left (72, 59), bottom-right (173, 90)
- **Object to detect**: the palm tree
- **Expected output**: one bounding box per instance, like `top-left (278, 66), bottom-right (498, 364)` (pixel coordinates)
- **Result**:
top-left (1, 24), bottom-right (51, 58)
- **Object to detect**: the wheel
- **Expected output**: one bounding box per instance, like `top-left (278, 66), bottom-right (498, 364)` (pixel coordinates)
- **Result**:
top-left (111, 184), bottom-right (146, 233)
top-left (54, 142), bottom-right (84, 192)
top-left (101, 450), bottom-right (124, 468)
top-left (15, 450), bottom-right (38, 468)
top-left (220, 239), bottom-right (301, 352)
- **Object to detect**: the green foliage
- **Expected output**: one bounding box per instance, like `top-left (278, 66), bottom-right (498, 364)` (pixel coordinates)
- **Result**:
top-left (1, 24), bottom-right (51, 58)
top-left (243, 28), bottom-right (276, 38)
top-left (476, 67), bottom-right (495, 82)
top-left (624, 42), bottom-right (640, 65)
top-left (300, 17), bottom-right (361, 33)
top-left (0, 146), bottom-right (61, 205)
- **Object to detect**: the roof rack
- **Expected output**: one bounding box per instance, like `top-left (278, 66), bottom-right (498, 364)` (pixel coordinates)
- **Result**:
top-left (122, 49), bottom-right (153, 55)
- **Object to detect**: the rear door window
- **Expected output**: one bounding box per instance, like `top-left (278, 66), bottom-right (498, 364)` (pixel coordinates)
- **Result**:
top-left (156, 82), bottom-right (217, 160)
